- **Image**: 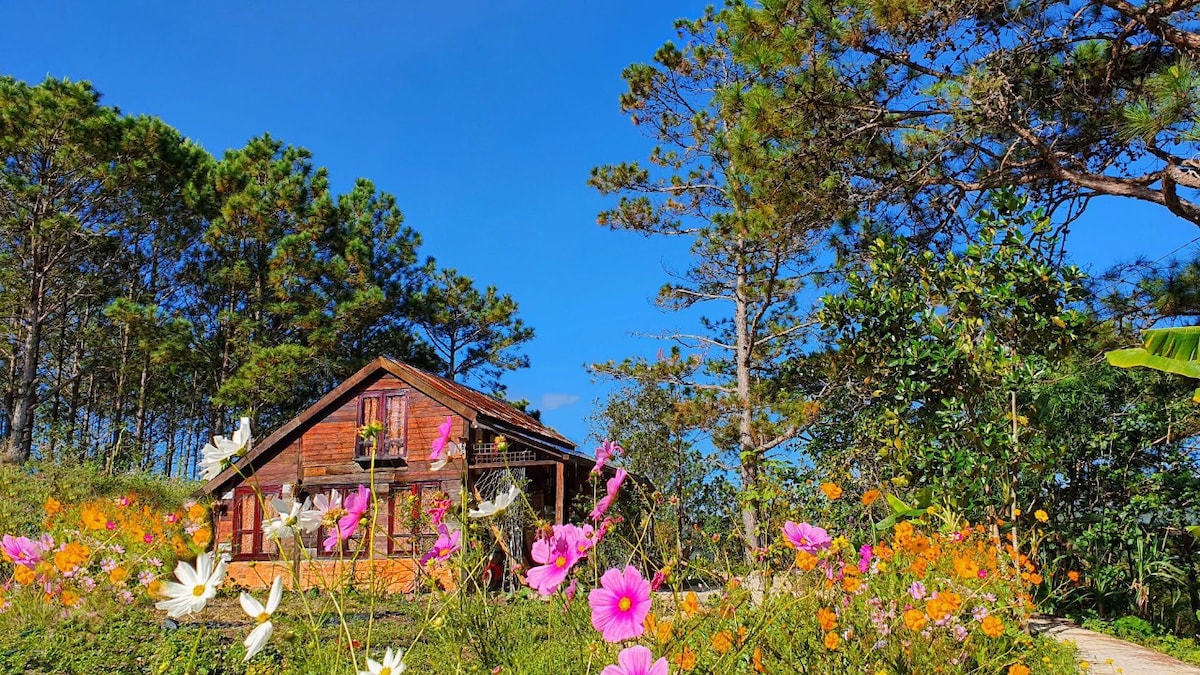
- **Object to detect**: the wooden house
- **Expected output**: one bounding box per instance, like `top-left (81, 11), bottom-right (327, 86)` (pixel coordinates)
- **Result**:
top-left (197, 356), bottom-right (596, 592)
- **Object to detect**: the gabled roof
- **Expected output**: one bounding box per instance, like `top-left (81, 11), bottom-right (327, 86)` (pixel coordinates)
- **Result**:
top-left (198, 357), bottom-right (581, 496)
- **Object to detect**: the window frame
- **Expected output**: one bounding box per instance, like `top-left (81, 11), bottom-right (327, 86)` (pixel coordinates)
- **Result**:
top-left (355, 389), bottom-right (408, 461)
top-left (231, 485), bottom-right (280, 561)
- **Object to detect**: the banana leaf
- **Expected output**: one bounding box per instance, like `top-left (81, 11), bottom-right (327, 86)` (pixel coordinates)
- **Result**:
top-left (1105, 326), bottom-right (1200, 402)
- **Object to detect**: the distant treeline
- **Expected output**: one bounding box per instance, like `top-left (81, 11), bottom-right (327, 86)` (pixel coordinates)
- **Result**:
top-left (0, 77), bottom-right (533, 474)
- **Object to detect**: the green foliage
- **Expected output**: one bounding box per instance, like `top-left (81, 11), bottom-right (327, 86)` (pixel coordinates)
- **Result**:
top-left (816, 193), bottom-right (1086, 519)
top-left (410, 266), bottom-right (534, 393)
top-left (1107, 326), bottom-right (1200, 401)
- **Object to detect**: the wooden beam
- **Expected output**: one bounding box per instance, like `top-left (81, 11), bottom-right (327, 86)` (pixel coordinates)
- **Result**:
top-left (555, 461), bottom-right (565, 525)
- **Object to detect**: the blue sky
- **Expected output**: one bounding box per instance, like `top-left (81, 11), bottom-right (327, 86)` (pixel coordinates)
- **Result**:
top-left (3, 2), bottom-right (1199, 452)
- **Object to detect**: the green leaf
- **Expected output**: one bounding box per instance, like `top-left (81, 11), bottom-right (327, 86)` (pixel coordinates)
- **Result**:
top-left (1106, 326), bottom-right (1200, 380)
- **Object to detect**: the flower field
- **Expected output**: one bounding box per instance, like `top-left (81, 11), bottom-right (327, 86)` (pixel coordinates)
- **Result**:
top-left (0, 426), bottom-right (1084, 675)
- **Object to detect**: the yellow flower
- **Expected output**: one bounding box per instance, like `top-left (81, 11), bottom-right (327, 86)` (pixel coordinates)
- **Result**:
top-left (981, 615), bottom-right (1004, 638)
top-left (1035, 509), bottom-right (1049, 523)
top-left (192, 527), bottom-right (212, 547)
top-left (43, 497), bottom-right (62, 515)
top-left (820, 482), bottom-right (843, 500)
top-left (823, 631), bottom-right (840, 650)
top-left (953, 556), bottom-right (979, 580)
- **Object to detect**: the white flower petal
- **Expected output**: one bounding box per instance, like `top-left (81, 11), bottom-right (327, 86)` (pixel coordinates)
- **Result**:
top-left (239, 592), bottom-right (264, 619)
top-left (265, 575), bottom-right (283, 614)
top-left (243, 620), bottom-right (273, 662)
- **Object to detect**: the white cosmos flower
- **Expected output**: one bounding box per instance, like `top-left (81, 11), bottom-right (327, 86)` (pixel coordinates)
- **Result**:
top-left (469, 484), bottom-right (521, 519)
top-left (262, 497), bottom-right (308, 542)
top-left (358, 647), bottom-right (405, 675)
top-left (154, 551), bottom-right (227, 618)
top-left (240, 575), bottom-right (283, 662)
top-left (298, 490), bottom-right (341, 533)
top-left (199, 417), bottom-right (253, 480)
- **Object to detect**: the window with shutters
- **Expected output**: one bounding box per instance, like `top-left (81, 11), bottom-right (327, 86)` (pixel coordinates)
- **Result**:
top-left (231, 486), bottom-right (280, 560)
top-left (355, 390), bottom-right (407, 462)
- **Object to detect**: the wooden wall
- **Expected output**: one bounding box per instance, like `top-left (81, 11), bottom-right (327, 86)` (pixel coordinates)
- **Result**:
top-left (213, 371), bottom-right (470, 562)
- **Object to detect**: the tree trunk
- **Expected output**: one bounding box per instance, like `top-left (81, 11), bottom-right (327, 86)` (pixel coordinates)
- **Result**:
top-left (3, 276), bottom-right (45, 464)
top-left (735, 245), bottom-right (759, 560)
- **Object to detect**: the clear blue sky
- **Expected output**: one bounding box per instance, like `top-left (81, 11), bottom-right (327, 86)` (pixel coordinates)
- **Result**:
top-left (3, 2), bottom-right (1198, 452)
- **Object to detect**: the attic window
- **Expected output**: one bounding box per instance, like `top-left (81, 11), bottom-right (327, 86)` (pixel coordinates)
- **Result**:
top-left (355, 390), bottom-right (407, 462)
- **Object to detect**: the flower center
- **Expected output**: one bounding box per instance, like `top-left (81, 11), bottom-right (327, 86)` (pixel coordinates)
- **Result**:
top-left (554, 556), bottom-right (567, 568)
top-left (379, 669), bottom-right (391, 675)
top-left (618, 597), bottom-right (632, 612)
top-left (323, 508), bottom-right (348, 527)
top-left (192, 585), bottom-right (206, 597)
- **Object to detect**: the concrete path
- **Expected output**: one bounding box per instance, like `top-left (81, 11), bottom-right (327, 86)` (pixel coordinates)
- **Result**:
top-left (1030, 616), bottom-right (1200, 675)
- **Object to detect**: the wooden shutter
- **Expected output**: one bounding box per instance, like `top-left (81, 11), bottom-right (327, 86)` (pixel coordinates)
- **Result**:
top-left (382, 392), bottom-right (407, 460)
top-left (355, 392), bottom-right (383, 458)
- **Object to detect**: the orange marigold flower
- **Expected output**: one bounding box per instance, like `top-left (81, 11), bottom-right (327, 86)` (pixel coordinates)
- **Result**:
top-left (753, 646), bottom-right (766, 673)
top-left (681, 590), bottom-right (700, 616)
top-left (1008, 665), bottom-right (1031, 675)
top-left (60, 589), bottom-right (80, 607)
top-left (842, 576), bottom-right (862, 593)
top-left (795, 550), bottom-right (818, 571)
top-left (80, 505), bottom-right (107, 531)
top-left (712, 630), bottom-right (734, 654)
top-left (54, 542), bottom-right (90, 573)
top-left (13, 565), bottom-right (35, 585)
top-left (655, 618), bottom-right (674, 644)
top-left (861, 489), bottom-right (881, 506)
top-left (1027, 573), bottom-right (1043, 586)
top-left (187, 503), bottom-right (208, 521)
top-left (676, 646), bottom-right (697, 671)
top-left (817, 607), bottom-right (838, 632)
top-left (1067, 570), bottom-right (1080, 583)
top-left (953, 556), bottom-right (980, 580)
top-left (823, 631), bottom-right (840, 650)
top-left (146, 579), bottom-right (164, 598)
top-left (192, 527), bottom-right (212, 547)
top-left (903, 608), bottom-right (927, 631)
top-left (820, 482), bottom-right (843, 500)
top-left (981, 615), bottom-right (1004, 638)
top-left (109, 567), bottom-right (129, 585)
top-left (43, 497), bottom-right (62, 515)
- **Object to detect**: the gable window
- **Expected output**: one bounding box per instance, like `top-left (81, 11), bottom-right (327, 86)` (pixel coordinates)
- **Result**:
top-left (231, 485), bottom-right (280, 560)
top-left (356, 390), bottom-right (407, 461)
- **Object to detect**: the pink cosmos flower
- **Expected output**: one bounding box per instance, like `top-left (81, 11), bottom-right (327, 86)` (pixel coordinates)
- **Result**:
top-left (593, 440), bottom-right (622, 475)
top-left (565, 579), bottom-right (578, 604)
top-left (1, 535), bottom-right (46, 569)
top-left (601, 645), bottom-right (669, 675)
top-left (590, 468), bottom-right (628, 521)
top-left (143, 534), bottom-right (155, 544)
top-left (526, 525), bottom-right (584, 596)
top-left (430, 416), bottom-right (453, 461)
top-left (858, 544), bottom-right (873, 574)
top-left (420, 523), bottom-right (461, 565)
top-left (781, 521), bottom-right (831, 553)
top-left (588, 565), bottom-right (652, 643)
top-left (164, 513), bottom-right (179, 524)
top-left (428, 494), bottom-right (452, 526)
top-left (650, 570), bottom-right (666, 592)
top-left (323, 485), bottom-right (370, 552)
top-left (909, 581), bottom-right (927, 600)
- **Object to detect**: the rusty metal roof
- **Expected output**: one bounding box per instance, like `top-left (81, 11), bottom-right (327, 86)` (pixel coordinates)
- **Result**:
top-left (379, 357), bottom-right (575, 450)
